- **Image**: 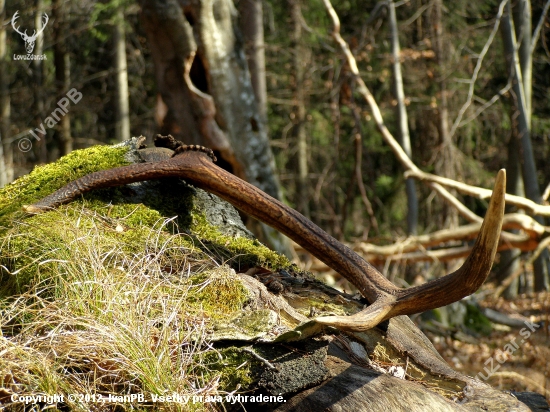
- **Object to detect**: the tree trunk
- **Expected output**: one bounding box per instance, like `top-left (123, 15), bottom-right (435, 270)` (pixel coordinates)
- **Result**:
top-left (388, 0), bottom-right (418, 235)
top-left (34, 0), bottom-right (47, 164)
top-left (114, 7), bottom-right (130, 142)
top-left (501, 1), bottom-right (549, 291)
top-left (432, 0), bottom-right (458, 229)
top-left (497, 129), bottom-right (524, 298)
top-left (289, 0), bottom-right (309, 218)
top-left (0, 0), bottom-right (11, 187)
top-left (139, 0), bottom-right (289, 254)
top-left (53, 0), bottom-right (72, 156)
top-left (238, 0), bottom-right (267, 124)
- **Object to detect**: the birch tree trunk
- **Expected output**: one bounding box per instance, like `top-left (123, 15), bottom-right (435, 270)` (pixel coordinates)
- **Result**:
top-left (388, 0), bottom-right (418, 235)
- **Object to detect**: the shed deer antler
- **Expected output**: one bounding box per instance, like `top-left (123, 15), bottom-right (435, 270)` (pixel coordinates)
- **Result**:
top-left (24, 137), bottom-right (505, 332)
top-left (11, 11), bottom-right (49, 54)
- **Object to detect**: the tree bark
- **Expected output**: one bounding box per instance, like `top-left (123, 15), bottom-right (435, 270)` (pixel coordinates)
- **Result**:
top-left (238, 0), bottom-right (267, 124)
top-left (53, 0), bottom-right (72, 156)
top-left (388, 0), bottom-right (418, 235)
top-left (114, 7), bottom-right (130, 142)
top-left (139, 0), bottom-right (289, 254)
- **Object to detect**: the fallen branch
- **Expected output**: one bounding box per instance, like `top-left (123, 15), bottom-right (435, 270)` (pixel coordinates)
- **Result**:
top-left (405, 169), bottom-right (550, 217)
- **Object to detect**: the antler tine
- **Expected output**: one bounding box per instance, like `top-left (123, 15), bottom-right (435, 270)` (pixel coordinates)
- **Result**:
top-left (11, 11), bottom-right (23, 35)
top-left (36, 13), bottom-right (49, 37)
top-left (393, 169), bottom-right (506, 314)
top-left (308, 169), bottom-right (506, 331)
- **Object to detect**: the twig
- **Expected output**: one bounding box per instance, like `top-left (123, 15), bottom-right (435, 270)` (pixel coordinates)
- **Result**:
top-left (450, 0), bottom-right (508, 138)
top-left (495, 236), bottom-right (550, 297)
top-left (530, 0), bottom-right (550, 55)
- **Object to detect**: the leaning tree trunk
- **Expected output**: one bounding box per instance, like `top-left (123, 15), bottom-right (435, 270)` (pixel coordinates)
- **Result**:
top-left (139, 0), bottom-right (289, 254)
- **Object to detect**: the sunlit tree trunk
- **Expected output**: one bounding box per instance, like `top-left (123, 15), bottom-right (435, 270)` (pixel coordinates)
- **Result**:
top-left (114, 7), bottom-right (130, 142)
top-left (388, 0), bottom-right (418, 235)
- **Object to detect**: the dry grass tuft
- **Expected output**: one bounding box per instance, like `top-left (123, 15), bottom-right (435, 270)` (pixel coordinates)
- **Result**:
top-left (0, 211), bottom-right (234, 411)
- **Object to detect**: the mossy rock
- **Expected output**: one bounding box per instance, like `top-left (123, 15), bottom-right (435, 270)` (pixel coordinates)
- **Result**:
top-left (0, 137), bottom-right (289, 297)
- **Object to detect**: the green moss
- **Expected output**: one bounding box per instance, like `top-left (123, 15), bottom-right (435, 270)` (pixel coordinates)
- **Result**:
top-left (187, 269), bottom-right (250, 320)
top-left (0, 145), bottom-right (130, 231)
top-left (190, 212), bottom-right (290, 269)
top-left (0, 142), bottom-right (290, 298)
top-left (200, 347), bottom-right (257, 391)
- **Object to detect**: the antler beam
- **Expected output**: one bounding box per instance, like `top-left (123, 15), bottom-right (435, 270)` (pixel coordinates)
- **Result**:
top-left (24, 139), bottom-right (505, 332)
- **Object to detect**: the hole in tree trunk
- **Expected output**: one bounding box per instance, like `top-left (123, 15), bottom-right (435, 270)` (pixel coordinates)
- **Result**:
top-left (189, 54), bottom-right (208, 94)
top-left (183, 10), bottom-right (195, 26)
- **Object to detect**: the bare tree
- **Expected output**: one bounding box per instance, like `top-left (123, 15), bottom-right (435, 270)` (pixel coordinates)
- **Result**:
top-left (431, 0), bottom-right (458, 229)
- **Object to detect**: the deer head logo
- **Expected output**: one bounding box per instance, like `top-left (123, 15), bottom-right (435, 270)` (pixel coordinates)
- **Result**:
top-left (11, 11), bottom-right (49, 54)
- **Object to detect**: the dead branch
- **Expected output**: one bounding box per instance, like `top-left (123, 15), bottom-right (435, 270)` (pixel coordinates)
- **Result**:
top-left (404, 168), bottom-right (550, 217)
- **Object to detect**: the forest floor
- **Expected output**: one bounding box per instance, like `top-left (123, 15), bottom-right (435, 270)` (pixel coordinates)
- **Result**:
top-left (423, 291), bottom-right (550, 402)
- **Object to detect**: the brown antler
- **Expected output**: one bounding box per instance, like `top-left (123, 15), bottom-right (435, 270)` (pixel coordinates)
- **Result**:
top-left (24, 147), bottom-right (505, 332)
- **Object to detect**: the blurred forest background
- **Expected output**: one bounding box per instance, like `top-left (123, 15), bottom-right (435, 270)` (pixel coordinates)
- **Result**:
top-left (0, 0), bottom-right (549, 398)
top-left (1, 0), bottom-right (550, 289)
